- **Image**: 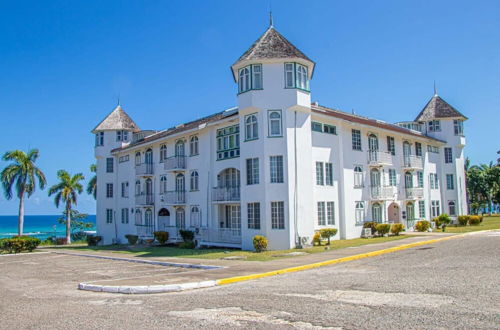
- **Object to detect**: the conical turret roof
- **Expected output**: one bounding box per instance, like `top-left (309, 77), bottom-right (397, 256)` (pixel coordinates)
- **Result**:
top-left (92, 105), bottom-right (140, 133)
top-left (415, 94), bottom-right (467, 121)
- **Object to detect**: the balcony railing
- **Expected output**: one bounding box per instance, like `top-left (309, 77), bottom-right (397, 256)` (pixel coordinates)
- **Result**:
top-left (367, 151), bottom-right (393, 166)
top-left (370, 186), bottom-right (396, 200)
top-left (136, 224), bottom-right (154, 237)
top-left (212, 186), bottom-right (241, 202)
top-left (164, 156), bottom-right (186, 171)
top-left (155, 224), bottom-right (183, 241)
top-left (163, 190), bottom-right (186, 205)
top-left (135, 163), bottom-right (154, 176)
top-left (135, 193), bottom-right (154, 205)
top-left (403, 155), bottom-right (423, 169)
top-left (199, 228), bottom-right (241, 245)
top-left (405, 187), bottom-right (424, 199)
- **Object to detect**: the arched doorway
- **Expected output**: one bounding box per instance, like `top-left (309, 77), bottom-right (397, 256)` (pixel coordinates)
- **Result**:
top-left (175, 140), bottom-right (185, 157)
top-left (372, 202), bottom-right (382, 223)
top-left (388, 202), bottom-right (400, 223)
top-left (158, 208), bottom-right (170, 229)
top-left (406, 202), bottom-right (415, 229)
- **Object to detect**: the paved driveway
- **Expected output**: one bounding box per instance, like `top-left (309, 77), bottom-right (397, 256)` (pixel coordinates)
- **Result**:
top-left (0, 231), bottom-right (498, 329)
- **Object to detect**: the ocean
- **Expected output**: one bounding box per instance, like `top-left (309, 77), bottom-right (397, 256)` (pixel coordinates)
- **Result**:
top-left (0, 215), bottom-right (96, 240)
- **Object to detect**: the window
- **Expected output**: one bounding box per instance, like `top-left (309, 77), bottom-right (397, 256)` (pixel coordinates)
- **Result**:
top-left (444, 148), bottom-right (453, 163)
top-left (446, 174), bottom-right (454, 190)
top-left (431, 200), bottom-right (440, 217)
top-left (316, 162), bottom-right (324, 185)
top-left (189, 136), bottom-right (199, 156)
top-left (372, 203), bottom-right (382, 223)
top-left (119, 155), bottom-right (129, 163)
top-left (95, 132), bottom-right (104, 146)
top-left (135, 180), bottom-right (141, 196)
top-left (246, 158), bottom-right (259, 185)
top-left (160, 175), bottom-right (167, 194)
top-left (312, 121), bottom-right (322, 132)
top-left (325, 163), bottom-right (333, 186)
top-left (352, 129), bottom-right (362, 151)
top-left (238, 64), bottom-right (263, 93)
top-left (454, 120), bottom-right (464, 135)
top-left (387, 136), bottom-right (395, 155)
top-left (106, 157), bottom-right (114, 173)
top-left (448, 201), bottom-right (456, 216)
top-left (247, 202), bottom-right (260, 229)
top-left (252, 64), bottom-right (262, 89)
top-left (135, 152), bottom-right (141, 166)
top-left (418, 201), bottom-right (425, 218)
top-left (415, 142), bottom-right (422, 157)
top-left (427, 145), bottom-right (439, 153)
top-left (354, 166), bottom-right (364, 187)
top-left (311, 122), bottom-right (336, 134)
top-left (116, 130), bottom-right (128, 142)
top-left (428, 120), bottom-right (441, 132)
top-left (190, 171), bottom-right (199, 191)
top-left (216, 125), bottom-right (240, 160)
top-left (327, 202), bottom-right (335, 225)
top-left (106, 183), bottom-right (113, 198)
top-left (245, 114), bottom-right (258, 141)
top-left (268, 110), bottom-right (282, 137)
top-left (429, 173), bottom-right (439, 189)
top-left (406, 202), bottom-right (415, 221)
top-left (296, 64), bottom-right (309, 90)
top-left (417, 171), bottom-right (424, 188)
top-left (355, 202), bottom-right (365, 225)
top-left (106, 209), bottom-right (113, 224)
top-left (271, 201), bottom-right (285, 229)
top-left (389, 169), bottom-right (397, 186)
top-left (285, 63), bottom-right (295, 88)
top-left (317, 202), bottom-right (326, 226)
top-left (190, 206), bottom-right (201, 228)
top-left (175, 208), bottom-right (186, 228)
top-left (270, 156), bottom-right (284, 183)
top-left (121, 208), bottom-right (129, 224)
top-left (160, 145), bottom-right (167, 162)
top-left (121, 182), bottom-right (129, 198)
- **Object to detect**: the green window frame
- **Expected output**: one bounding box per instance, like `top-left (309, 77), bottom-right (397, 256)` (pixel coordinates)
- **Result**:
top-left (284, 62), bottom-right (310, 91)
top-left (216, 125), bottom-right (240, 160)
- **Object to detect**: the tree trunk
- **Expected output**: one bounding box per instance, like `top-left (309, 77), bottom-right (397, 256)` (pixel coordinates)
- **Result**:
top-left (66, 205), bottom-right (72, 244)
top-left (18, 190), bottom-right (25, 236)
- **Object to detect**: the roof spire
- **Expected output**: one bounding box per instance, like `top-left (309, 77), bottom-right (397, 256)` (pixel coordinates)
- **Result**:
top-left (433, 80), bottom-right (438, 96)
top-left (269, 9), bottom-right (273, 27)
top-left (117, 93), bottom-right (121, 106)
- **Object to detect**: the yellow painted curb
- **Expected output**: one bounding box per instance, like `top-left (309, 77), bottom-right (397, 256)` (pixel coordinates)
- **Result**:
top-left (216, 234), bottom-right (467, 286)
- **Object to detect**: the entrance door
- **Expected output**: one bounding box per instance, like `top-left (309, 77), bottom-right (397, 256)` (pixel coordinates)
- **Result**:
top-left (388, 203), bottom-right (400, 223)
top-left (404, 172), bottom-right (413, 188)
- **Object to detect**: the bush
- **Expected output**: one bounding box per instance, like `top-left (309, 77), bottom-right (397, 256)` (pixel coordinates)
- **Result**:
top-left (438, 214), bottom-right (452, 226)
top-left (415, 220), bottom-right (431, 232)
top-left (478, 215), bottom-right (484, 223)
top-left (86, 235), bottom-right (102, 246)
top-left (153, 231), bottom-right (169, 245)
top-left (179, 241), bottom-right (195, 249)
top-left (319, 228), bottom-right (338, 245)
top-left (55, 237), bottom-right (67, 245)
top-left (312, 232), bottom-right (322, 246)
top-left (432, 217), bottom-right (441, 229)
top-left (179, 230), bottom-right (195, 242)
top-left (390, 223), bottom-right (405, 236)
top-left (12, 236), bottom-right (41, 252)
top-left (457, 215), bottom-right (469, 226)
top-left (469, 215), bottom-right (481, 225)
top-left (124, 234), bottom-right (138, 245)
top-left (252, 235), bottom-right (268, 252)
top-left (375, 224), bottom-right (390, 236)
top-left (363, 222), bottom-right (378, 235)
top-left (0, 236), bottom-right (41, 253)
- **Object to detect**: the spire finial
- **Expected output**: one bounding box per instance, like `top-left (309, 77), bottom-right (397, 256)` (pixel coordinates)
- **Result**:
top-left (433, 80), bottom-right (437, 96)
top-left (117, 93), bottom-right (121, 106)
top-left (269, 10), bottom-right (273, 27)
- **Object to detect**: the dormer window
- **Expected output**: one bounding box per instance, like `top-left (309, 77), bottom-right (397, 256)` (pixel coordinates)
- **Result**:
top-left (284, 63), bottom-right (309, 91)
top-left (238, 64), bottom-right (263, 93)
top-left (116, 130), bottom-right (129, 142)
top-left (428, 120), bottom-right (441, 132)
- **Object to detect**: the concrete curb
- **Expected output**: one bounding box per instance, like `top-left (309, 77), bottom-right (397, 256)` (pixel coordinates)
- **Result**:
top-left (0, 251), bottom-right (50, 257)
top-left (78, 280), bottom-right (217, 294)
top-left (53, 251), bottom-right (222, 270)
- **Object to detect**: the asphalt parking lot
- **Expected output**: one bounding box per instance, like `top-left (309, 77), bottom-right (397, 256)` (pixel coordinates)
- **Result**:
top-left (0, 231), bottom-right (499, 329)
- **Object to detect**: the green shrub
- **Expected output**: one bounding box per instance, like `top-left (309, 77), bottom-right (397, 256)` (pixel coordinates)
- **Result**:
top-left (363, 222), bottom-right (378, 235)
top-left (438, 214), bottom-right (452, 225)
top-left (432, 217), bottom-right (441, 229)
top-left (375, 224), bottom-right (390, 236)
top-left (312, 232), bottom-right (322, 246)
top-left (457, 215), bottom-right (469, 226)
top-left (124, 234), bottom-right (138, 245)
top-left (390, 223), bottom-right (405, 236)
top-left (415, 220), bottom-right (431, 232)
top-left (179, 241), bottom-right (195, 249)
top-left (469, 215), bottom-right (481, 225)
top-left (319, 228), bottom-right (338, 245)
top-left (86, 235), bottom-right (102, 246)
top-left (478, 215), bottom-right (483, 223)
top-left (179, 230), bottom-right (195, 242)
top-left (153, 231), bottom-right (169, 245)
top-left (252, 235), bottom-right (268, 252)
top-left (12, 236), bottom-right (41, 252)
top-left (0, 236), bottom-right (41, 253)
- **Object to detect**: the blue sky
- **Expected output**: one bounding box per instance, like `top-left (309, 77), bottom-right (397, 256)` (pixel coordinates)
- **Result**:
top-left (0, 0), bottom-right (498, 215)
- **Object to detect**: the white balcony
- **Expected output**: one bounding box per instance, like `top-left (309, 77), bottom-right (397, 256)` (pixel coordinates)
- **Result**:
top-left (164, 156), bottom-right (186, 171)
top-left (163, 191), bottom-right (186, 205)
top-left (370, 186), bottom-right (396, 200)
top-left (199, 228), bottom-right (241, 245)
top-left (135, 163), bottom-right (154, 176)
top-left (135, 193), bottom-right (154, 206)
top-left (212, 186), bottom-right (241, 203)
top-left (405, 187), bottom-right (424, 199)
top-left (367, 151), bottom-right (393, 166)
top-left (402, 155), bottom-right (423, 169)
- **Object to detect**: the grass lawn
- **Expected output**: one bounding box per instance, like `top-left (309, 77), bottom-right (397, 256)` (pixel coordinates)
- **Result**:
top-left (435, 215), bottom-right (500, 233)
top-left (58, 235), bottom-right (410, 262)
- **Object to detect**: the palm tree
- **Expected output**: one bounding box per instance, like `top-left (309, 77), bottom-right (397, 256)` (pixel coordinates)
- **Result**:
top-left (48, 170), bottom-right (84, 244)
top-left (87, 164), bottom-right (97, 199)
top-left (1, 149), bottom-right (46, 235)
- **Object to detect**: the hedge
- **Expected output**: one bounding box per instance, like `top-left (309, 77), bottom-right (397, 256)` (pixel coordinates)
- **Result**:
top-left (0, 236), bottom-right (41, 253)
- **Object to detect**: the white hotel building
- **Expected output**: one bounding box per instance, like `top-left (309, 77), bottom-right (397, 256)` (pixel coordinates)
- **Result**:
top-left (92, 24), bottom-right (467, 250)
